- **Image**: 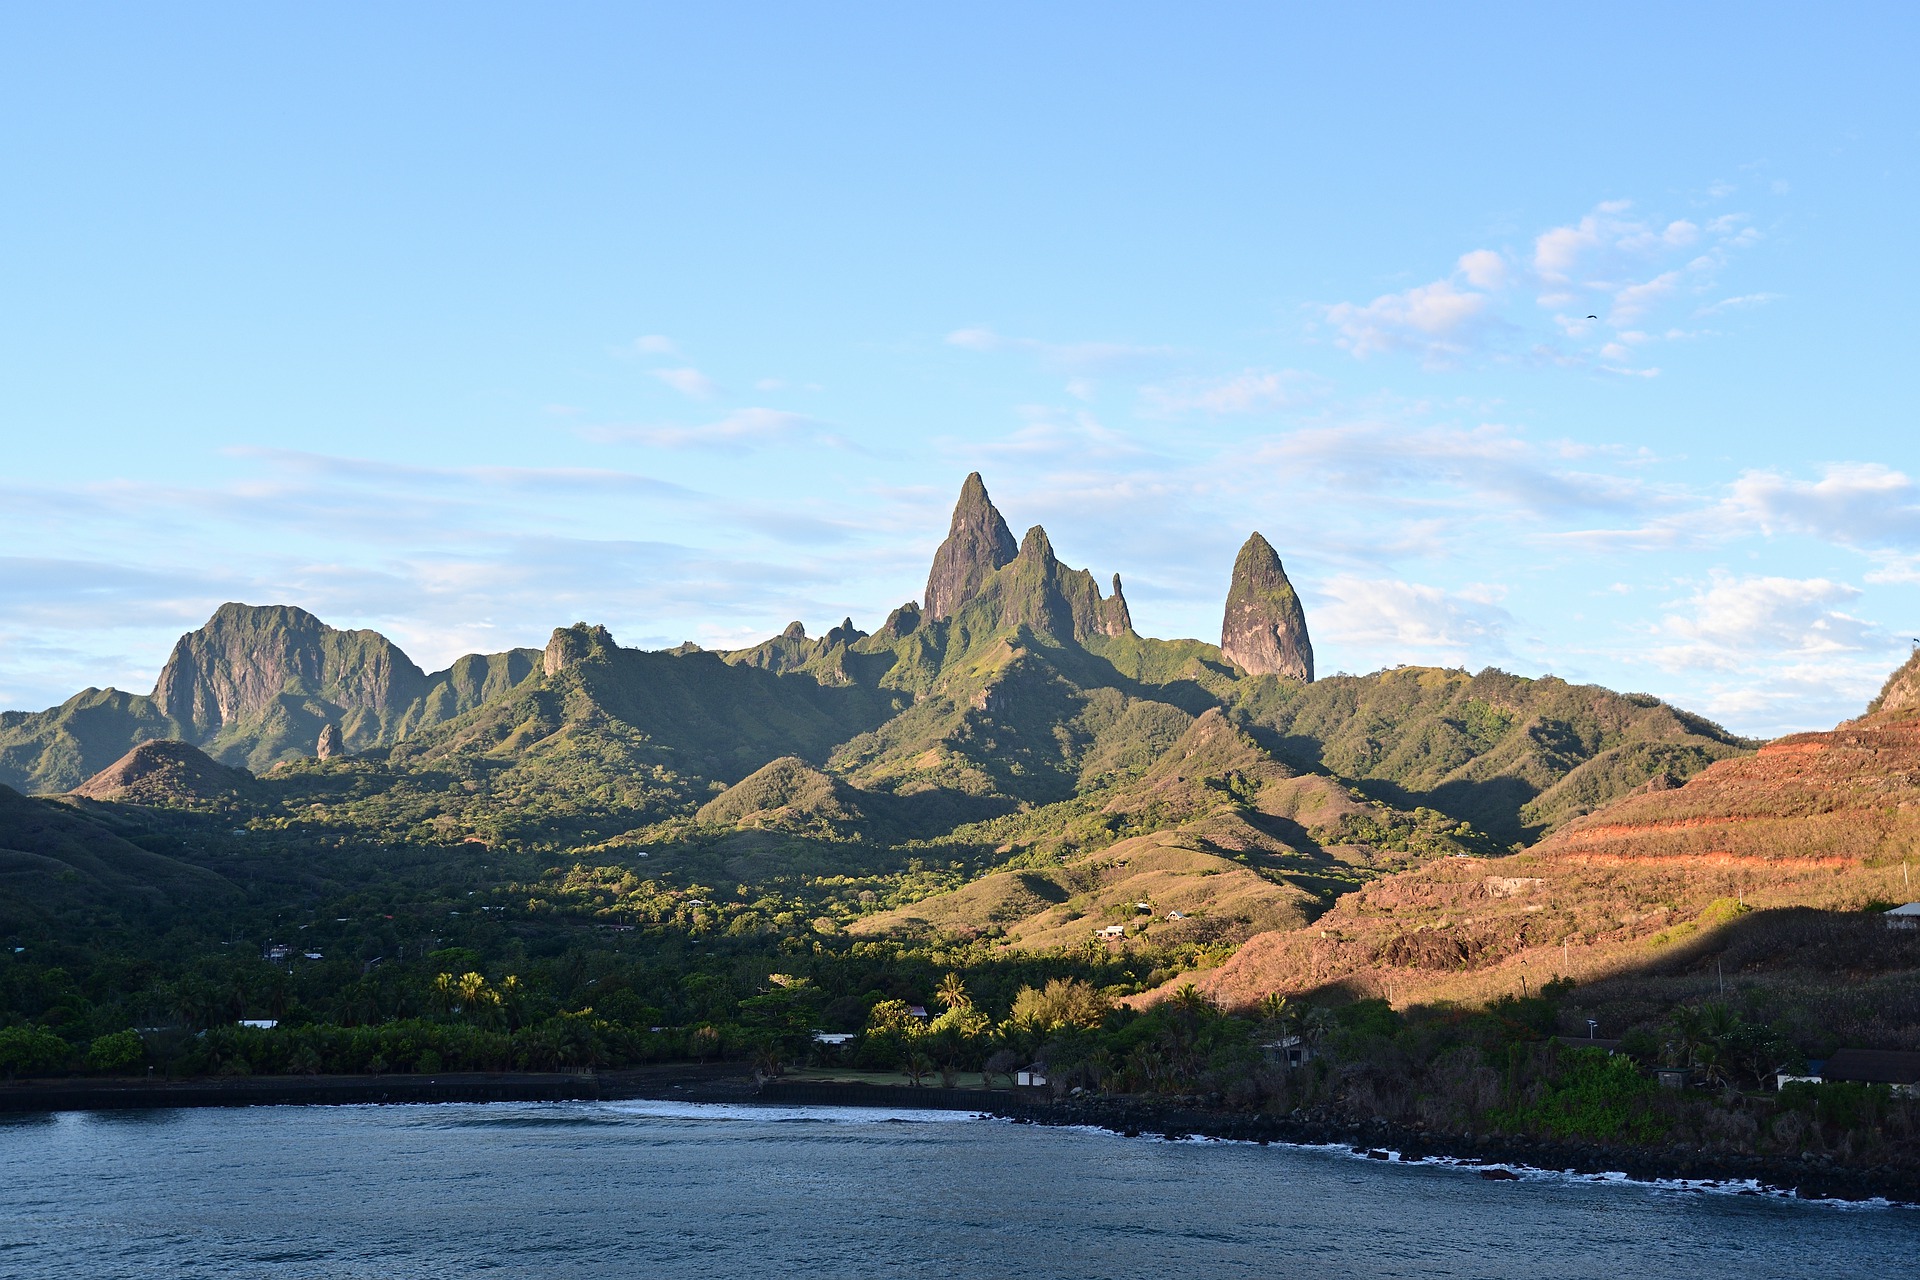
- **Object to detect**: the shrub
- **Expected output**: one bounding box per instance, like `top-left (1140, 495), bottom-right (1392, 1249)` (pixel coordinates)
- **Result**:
top-left (1492, 1047), bottom-right (1666, 1142)
top-left (87, 1029), bottom-right (146, 1074)
top-left (0, 1025), bottom-right (71, 1077)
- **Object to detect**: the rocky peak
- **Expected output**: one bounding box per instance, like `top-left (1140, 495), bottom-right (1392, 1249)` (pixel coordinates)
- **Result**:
top-left (1219, 533), bottom-right (1313, 682)
top-left (823, 617), bottom-right (865, 648)
top-left (782, 621), bottom-right (807, 640)
top-left (316, 723), bottom-right (344, 759)
top-left (877, 602), bottom-right (922, 640)
top-left (1106, 574), bottom-right (1133, 637)
top-left (152, 602), bottom-right (429, 733)
top-left (1866, 649), bottom-right (1920, 720)
top-left (544, 623), bottom-right (618, 676)
top-left (1018, 524), bottom-right (1056, 567)
top-left (69, 738), bottom-right (258, 806)
top-left (924, 472), bottom-right (1018, 619)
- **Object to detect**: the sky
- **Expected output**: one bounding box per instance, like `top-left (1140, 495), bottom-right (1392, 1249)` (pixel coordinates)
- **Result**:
top-left (2, 3), bottom-right (1917, 738)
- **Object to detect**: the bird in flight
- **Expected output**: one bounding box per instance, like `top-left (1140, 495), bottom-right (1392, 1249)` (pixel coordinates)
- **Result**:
top-left (1587, 314), bottom-right (1598, 319)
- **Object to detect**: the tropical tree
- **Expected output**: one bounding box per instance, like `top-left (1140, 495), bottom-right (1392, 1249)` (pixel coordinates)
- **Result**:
top-left (86, 1029), bottom-right (145, 1074)
top-left (935, 972), bottom-right (972, 1012)
top-left (1258, 993), bottom-right (1298, 1039)
top-left (1009, 978), bottom-right (1110, 1034)
top-left (0, 1025), bottom-right (71, 1078)
top-left (1301, 1005), bottom-right (1337, 1052)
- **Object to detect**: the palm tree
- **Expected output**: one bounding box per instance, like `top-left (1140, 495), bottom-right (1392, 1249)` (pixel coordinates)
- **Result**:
top-left (904, 1050), bottom-right (936, 1087)
top-left (1259, 993), bottom-right (1298, 1037)
top-left (936, 972), bottom-right (971, 1012)
top-left (428, 972), bottom-right (460, 1018)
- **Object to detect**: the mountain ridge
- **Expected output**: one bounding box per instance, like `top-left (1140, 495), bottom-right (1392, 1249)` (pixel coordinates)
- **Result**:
top-left (0, 474), bottom-right (1746, 877)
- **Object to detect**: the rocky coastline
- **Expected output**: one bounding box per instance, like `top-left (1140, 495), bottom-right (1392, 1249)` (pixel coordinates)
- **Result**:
top-left (6, 1068), bottom-right (1912, 1205)
top-left (758, 1079), bottom-right (1920, 1206)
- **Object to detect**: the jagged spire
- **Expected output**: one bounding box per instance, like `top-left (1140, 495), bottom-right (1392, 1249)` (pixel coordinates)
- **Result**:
top-left (923, 472), bottom-right (1018, 619)
top-left (1220, 533), bottom-right (1313, 681)
top-left (1106, 573), bottom-right (1133, 637)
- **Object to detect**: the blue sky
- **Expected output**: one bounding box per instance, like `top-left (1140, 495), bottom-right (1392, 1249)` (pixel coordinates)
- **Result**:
top-left (2, 4), bottom-right (1917, 737)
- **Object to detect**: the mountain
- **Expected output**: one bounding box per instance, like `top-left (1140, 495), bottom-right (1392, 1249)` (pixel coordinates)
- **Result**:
top-left (851, 708), bottom-right (1488, 950)
top-left (2, 467), bottom-right (1829, 1088)
top-left (0, 688), bottom-right (184, 798)
top-left (372, 622), bottom-right (905, 841)
top-left (696, 756), bottom-right (865, 836)
top-left (1219, 532), bottom-right (1313, 681)
top-left (69, 739), bottom-right (262, 810)
top-left (0, 471), bottom-right (1748, 883)
top-left (1222, 665), bottom-right (1749, 846)
top-left (924, 471), bottom-right (1019, 619)
top-left (1157, 654), bottom-right (1918, 1019)
top-left (0, 605), bottom-right (542, 792)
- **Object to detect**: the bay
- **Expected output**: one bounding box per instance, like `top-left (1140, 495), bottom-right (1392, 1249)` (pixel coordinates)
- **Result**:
top-left (0, 1101), bottom-right (1907, 1278)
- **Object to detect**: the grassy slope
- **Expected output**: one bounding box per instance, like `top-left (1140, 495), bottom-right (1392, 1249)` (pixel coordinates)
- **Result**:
top-left (1226, 665), bottom-right (1750, 845)
top-left (1148, 698), bottom-right (1920, 1045)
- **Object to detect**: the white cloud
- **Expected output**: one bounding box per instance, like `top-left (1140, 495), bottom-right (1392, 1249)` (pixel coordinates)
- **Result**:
top-left (1257, 421), bottom-right (1649, 516)
top-left (1315, 575), bottom-right (1513, 655)
top-left (1696, 292), bottom-right (1780, 315)
top-left (1457, 249), bottom-right (1509, 290)
top-left (957, 411), bottom-right (1151, 462)
top-left (1324, 280), bottom-right (1495, 365)
top-left (1719, 463), bottom-right (1920, 549)
top-left (1323, 196), bottom-right (1764, 371)
top-left (586, 408), bottom-right (834, 452)
top-left (650, 366), bottom-right (717, 399)
top-left (633, 334), bottom-right (680, 355)
top-left (1609, 271), bottom-right (1681, 325)
top-left (1139, 369), bottom-right (1319, 416)
top-left (1650, 574), bottom-right (1878, 672)
top-left (944, 326), bottom-right (1176, 372)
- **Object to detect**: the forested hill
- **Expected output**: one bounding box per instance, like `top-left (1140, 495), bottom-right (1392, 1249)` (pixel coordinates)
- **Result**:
top-left (2, 475), bottom-right (1745, 863)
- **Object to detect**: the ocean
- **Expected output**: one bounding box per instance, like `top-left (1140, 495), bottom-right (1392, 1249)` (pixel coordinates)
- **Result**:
top-left (0, 1100), bottom-right (1907, 1278)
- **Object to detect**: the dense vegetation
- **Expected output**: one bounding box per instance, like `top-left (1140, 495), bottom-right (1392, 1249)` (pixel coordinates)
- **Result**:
top-left (26, 479), bottom-right (1889, 1179)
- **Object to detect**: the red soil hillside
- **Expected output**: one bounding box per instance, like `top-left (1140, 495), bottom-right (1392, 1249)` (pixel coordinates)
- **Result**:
top-left (1153, 656), bottom-right (1920, 1012)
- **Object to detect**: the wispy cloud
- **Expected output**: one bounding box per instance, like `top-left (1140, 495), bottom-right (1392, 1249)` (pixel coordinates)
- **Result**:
top-left (584, 407), bottom-right (839, 452)
top-left (1320, 197), bottom-right (1766, 373)
top-left (1649, 574), bottom-right (1880, 672)
top-left (1717, 463), bottom-right (1920, 549)
top-left (1314, 575), bottom-right (1513, 659)
top-left (1255, 421), bottom-right (1652, 517)
top-left (945, 326), bottom-right (1177, 373)
top-left (1139, 368), bottom-right (1323, 417)
top-left (650, 366), bottom-right (717, 399)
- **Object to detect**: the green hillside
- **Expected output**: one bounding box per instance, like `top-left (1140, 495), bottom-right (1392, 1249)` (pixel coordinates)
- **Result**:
top-left (1226, 665), bottom-right (1750, 845)
top-left (0, 605), bottom-right (545, 792)
top-left (0, 472), bottom-right (1765, 1088)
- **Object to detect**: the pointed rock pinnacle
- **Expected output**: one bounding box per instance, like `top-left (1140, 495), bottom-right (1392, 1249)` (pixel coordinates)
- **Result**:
top-left (923, 472), bottom-right (1018, 619)
top-left (1220, 533), bottom-right (1313, 681)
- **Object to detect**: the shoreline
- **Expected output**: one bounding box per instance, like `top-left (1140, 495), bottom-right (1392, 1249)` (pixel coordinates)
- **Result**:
top-left (7, 1069), bottom-right (1914, 1205)
top-left (757, 1079), bottom-right (1920, 1207)
top-left (0, 1062), bottom-right (757, 1113)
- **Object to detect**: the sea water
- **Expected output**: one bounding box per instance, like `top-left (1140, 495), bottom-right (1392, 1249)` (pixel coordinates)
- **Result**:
top-left (0, 1100), bottom-right (1908, 1278)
